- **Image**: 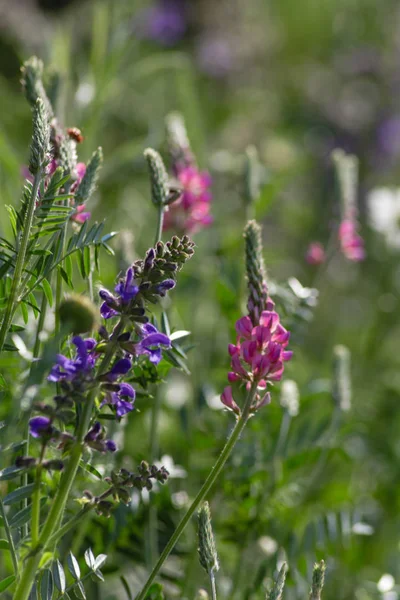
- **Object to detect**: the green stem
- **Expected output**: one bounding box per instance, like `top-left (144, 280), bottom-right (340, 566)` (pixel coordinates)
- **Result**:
top-left (0, 170), bottom-right (42, 353)
top-left (209, 570), bottom-right (217, 600)
top-left (0, 498), bottom-right (18, 575)
top-left (135, 382), bottom-right (258, 600)
top-left (30, 465), bottom-right (43, 546)
top-left (147, 391), bottom-right (162, 567)
top-left (154, 204), bottom-right (165, 246)
top-left (13, 318), bottom-right (127, 600)
top-left (46, 506), bottom-right (92, 549)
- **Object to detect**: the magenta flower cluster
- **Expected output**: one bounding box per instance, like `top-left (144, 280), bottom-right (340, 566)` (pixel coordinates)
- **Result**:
top-left (221, 309), bottom-right (292, 415)
top-left (338, 218), bottom-right (365, 262)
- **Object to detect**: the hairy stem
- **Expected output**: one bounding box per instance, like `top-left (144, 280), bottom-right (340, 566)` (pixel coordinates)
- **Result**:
top-left (0, 498), bottom-right (18, 574)
top-left (135, 382), bottom-right (258, 600)
top-left (0, 170), bottom-right (42, 353)
top-left (210, 570), bottom-right (217, 600)
top-left (154, 203), bottom-right (165, 247)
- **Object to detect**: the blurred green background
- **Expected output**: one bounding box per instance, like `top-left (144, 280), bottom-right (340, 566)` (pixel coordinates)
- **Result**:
top-left (2, 0), bottom-right (400, 599)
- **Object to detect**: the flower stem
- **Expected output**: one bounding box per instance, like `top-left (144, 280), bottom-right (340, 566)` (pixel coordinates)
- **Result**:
top-left (0, 170), bottom-right (42, 353)
top-left (30, 465), bottom-right (43, 546)
top-left (135, 382), bottom-right (258, 600)
top-left (154, 203), bottom-right (165, 246)
top-left (13, 317), bottom-right (127, 600)
top-left (209, 571), bottom-right (217, 600)
top-left (0, 498), bottom-right (18, 575)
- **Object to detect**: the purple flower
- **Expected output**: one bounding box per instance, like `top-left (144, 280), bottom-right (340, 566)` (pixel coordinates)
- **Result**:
top-left (29, 416), bottom-right (52, 439)
top-left (106, 358), bottom-right (132, 381)
top-left (101, 360), bottom-right (136, 418)
top-left (84, 422), bottom-right (117, 453)
top-left (139, 0), bottom-right (187, 46)
top-left (48, 336), bottom-right (97, 383)
top-left (134, 323), bottom-right (171, 364)
top-left (100, 267), bottom-right (139, 319)
top-left (155, 279), bottom-right (176, 296)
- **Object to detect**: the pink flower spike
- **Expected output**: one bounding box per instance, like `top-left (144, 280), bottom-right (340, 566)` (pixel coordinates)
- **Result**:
top-left (228, 372), bottom-right (240, 382)
top-left (71, 205), bottom-right (91, 224)
top-left (306, 242), bottom-right (325, 265)
top-left (221, 386), bottom-right (240, 415)
top-left (235, 316), bottom-right (253, 338)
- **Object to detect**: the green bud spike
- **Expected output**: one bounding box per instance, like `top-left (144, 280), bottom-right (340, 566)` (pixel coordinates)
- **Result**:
top-left (198, 502), bottom-right (219, 574)
top-left (44, 67), bottom-right (61, 112)
top-left (244, 220), bottom-right (269, 325)
top-left (332, 149), bottom-right (359, 218)
top-left (58, 294), bottom-right (99, 334)
top-left (29, 98), bottom-right (51, 175)
top-left (267, 563), bottom-right (288, 600)
top-left (165, 112), bottom-right (193, 165)
top-left (74, 147), bottom-right (103, 205)
top-left (21, 56), bottom-right (53, 118)
top-left (59, 136), bottom-right (77, 177)
top-left (332, 345), bottom-right (351, 411)
top-left (309, 560), bottom-right (326, 600)
top-left (144, 148), bottom-right (169, 206)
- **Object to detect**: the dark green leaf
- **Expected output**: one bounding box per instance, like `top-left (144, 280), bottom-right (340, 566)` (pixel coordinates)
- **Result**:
top-left (52, 560), bottom-right (66, 593)
top-left (40, 279), bottom-right (53, 307)
top-left (67, 551), bottom-right (80, 580)
top-left (0, 539), bottom-right (10, 550)
top-left (0, 466), bottom-right (25, 481)
top-left (79, 460), bottom-right (102, 480)
top-left (40, 569), bottom-right (53, 600)
top-left (0, 575), bottom-right (16, 592)
top-left (3, 483), bottom-right (35, 505)
top-left (74, 581), bottom-right (86, 600)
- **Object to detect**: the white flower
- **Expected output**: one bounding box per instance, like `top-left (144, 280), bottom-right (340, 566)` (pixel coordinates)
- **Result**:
top-left (367, 187), bottom-right (400, 248)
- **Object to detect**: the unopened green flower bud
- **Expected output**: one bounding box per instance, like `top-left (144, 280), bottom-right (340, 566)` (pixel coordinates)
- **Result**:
top-left (309, 560), bottom-right (326, 600)
top-left (21, 56), bottom-right (53, 117)
top-left (267, 563), bottom-right (287, 600)
top-left (58, 294), bottom-right (99, 334)
top-left (29, 98), bottom-right (51, 175)
top-left (194, 590), bottom-right (209, 600)
top-left (244, 220), bottom-right (269, 325)
top-left (198, 502), bottom-right (219, 574)
top-left (144, 148), bottom-right (169, 206)
top-left (74, 147), bottom-right (103, 204)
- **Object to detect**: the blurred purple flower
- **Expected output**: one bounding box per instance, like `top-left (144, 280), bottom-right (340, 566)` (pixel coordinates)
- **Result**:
top-left (377, 116), bottom-right (400, 159)
top-left (196, 37), bottom-right (234, 78)
top-left (29, 416), bottom-right (52, 439)
top-left (138, 0), bottom-right (186, 46)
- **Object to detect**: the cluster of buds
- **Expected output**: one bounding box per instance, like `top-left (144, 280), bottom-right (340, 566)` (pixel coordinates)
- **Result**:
top-left (221, 221), bottom-right (292, 415)
top-left (21, 56), bottom-right (102, 224)
top-left (333, 150), bottom-right (365, 262)
top-left (100, 235), bottom-right (195, 320)
top-left (81, 462), bottom-right (170, 517)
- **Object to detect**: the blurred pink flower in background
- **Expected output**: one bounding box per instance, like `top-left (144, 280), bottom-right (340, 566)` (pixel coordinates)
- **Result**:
top-left (305, 242), bottom-right (326, 265)
top-left (164, 165), bottom-right (212, 234)
top-left (338, 218), bottom-right (365, 262)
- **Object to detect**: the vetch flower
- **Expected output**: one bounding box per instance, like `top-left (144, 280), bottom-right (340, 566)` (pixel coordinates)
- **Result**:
top-left (84, 422), bottom-right (118, 453)
top-left (100, 267), bottom-right (139, 319)
top-left (306, 242), bottom-right (326, 265)
top-left (100, 358), bottom-right (136, 418)
top-left (48, 336), bottom-right (97, 384)
top-left (29, 416), bottom-right (53, 439)
top-left (134, 323), bottom-right (171, 364)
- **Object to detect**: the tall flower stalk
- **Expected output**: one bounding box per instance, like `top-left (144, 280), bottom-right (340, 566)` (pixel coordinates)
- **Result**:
top-left (135, 219), bottom-right (292, 599)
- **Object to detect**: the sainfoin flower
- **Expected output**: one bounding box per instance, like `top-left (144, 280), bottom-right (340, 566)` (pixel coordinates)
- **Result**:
top-left (164, 166), bottom-right (212, 234)
top-left (306, 242), bottom-right (325, 265)
top-left (221, 310), bottom-right (292, 415)
top-left (338, 219), bottom-right (365, 262)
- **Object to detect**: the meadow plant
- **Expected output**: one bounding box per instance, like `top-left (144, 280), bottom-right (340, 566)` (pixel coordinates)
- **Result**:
top-left (0, 56), bottom-right (334, 600)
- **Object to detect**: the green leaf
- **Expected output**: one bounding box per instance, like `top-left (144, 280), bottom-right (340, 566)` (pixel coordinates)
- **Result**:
top-left (9, 497), bottom-right (46, 528)
top-left (79, 460), bottom-right (102, 480)
top-left (3, 483), bottom-right (35, 505)
top-left (0, 466), bottom-right (25, 481)
top-left (170, 330), bottom-right (191, 341)
top-left (0, 539), bottom-right (10, 550)
top-left (65, 254), bottom-right (73, 281)
top-left (52, 560), bottom-right (66, 593)
top-left (93, 554), bottom-right (107, 571)
top-left (84, 548), bottom-right (95, 569)
top-left (74, 581), bottom-right (86, 600)
top-left (20, 300), bottom-right (29, 323)
top-left (67, 551), bottom-right (81, 580)
top-left (0, 575), bottom-right (16, 592)
top-left (40, 279), bottom-right (53, 307)
top-left (120, 575), bottom-right (133, 600)
top-left (145, 583), bottom-right (165, 600)
top-left (40, 569), bottom-right (53, 600)
top-left (58, 266), bottom-right (73, 288)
